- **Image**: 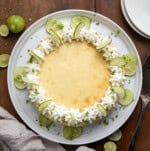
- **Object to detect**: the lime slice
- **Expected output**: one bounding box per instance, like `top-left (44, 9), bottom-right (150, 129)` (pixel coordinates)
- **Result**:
top-left (104, 141), bottom-right (117, 151)
top-left (48, 29), bottom-right (61, 44)
top-left (0, 54), bottom-right (10, 68)
top-left (39, 114), bottom-right (53, 129)
top-left (45, 19), bottom-right (64, 33)
top-left (124, 63), bottom-right (137, 76)
top-left (118, 88), bottom-right (134, 106)
top-left (73, 22), bottom-right (86, 39)
top-left (63, 126), bottom-right (82, 140)
top-left (7, 15), bottom-right (25, 33)
top-left (70, 114), bottom-right (76, 126)
top-left (0, 24), bottom-right (9, 37)
top-left (123, 54), bottom-right (137, 76)
top-left (97, 104), bottom-right (107, 117)
top-left (14, 79), bottom-right (26, 89)
top-left (28, 50), bottom-right (43, 62)
top-left (38, 100), bottom-right (51, 112)
top-left (112, 86), bottom-right (125, 99)
top-left (70, 16), bottom-right (91, 29)
top-left (110, 57), bottom-right (126, 67)
top-left (13, 66), bottom-right (26, 77)
top-left (123, 54), bottom-right (137, 65)
top-left (13, 66), bottom-right (26, 89)
top-left (108, 129), bottom-right (122, 141)
top-left (96, 38), bottom-right (112, 50)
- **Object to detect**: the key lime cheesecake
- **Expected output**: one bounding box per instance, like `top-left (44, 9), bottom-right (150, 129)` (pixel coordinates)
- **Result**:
top-left (14, 16), bottom-right (137, 131)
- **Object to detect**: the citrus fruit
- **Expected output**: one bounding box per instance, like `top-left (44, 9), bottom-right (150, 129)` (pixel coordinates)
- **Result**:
top-left (7, 15), bottom-right (25, 33)
top-left (0, 24), bottom-right (9, 37)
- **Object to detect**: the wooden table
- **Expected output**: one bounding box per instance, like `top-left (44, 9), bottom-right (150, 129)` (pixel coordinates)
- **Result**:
top-left (0, 0), bottom-right (150, 150)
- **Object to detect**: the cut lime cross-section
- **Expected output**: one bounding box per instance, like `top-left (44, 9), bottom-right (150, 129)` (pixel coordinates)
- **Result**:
top-left (0, 54), bottom-right (10, 67)
top-left (0, 24), bottom-right (9, 37)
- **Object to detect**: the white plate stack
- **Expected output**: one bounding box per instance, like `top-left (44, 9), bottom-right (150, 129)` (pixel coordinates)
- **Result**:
top-left (121, 0), bottom-right (150, 39)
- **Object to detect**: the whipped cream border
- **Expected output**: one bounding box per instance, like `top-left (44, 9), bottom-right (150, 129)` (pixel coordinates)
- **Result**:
top-left (24, 27), bottom-right (126, 126)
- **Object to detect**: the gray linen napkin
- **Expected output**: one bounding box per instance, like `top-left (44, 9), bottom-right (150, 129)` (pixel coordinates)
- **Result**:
top-left (0, 107), bottom-right (96, 151)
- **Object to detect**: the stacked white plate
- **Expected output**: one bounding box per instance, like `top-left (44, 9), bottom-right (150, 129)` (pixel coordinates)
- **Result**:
top-left (121, 0), bottom-right (150, 39)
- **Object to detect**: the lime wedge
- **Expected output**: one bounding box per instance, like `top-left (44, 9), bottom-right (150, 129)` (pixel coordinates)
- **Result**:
top-left (0, 54), bottom-right (10, 68)
top-left (0, 24), bottom-right (9, 37)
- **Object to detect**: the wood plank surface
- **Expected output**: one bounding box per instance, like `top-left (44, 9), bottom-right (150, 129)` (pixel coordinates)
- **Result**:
top-left (0, 0), bottom-right (150, 151)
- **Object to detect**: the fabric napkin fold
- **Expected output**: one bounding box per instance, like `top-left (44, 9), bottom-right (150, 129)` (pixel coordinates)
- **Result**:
top-left (0, 107), bottom-right (96, 151)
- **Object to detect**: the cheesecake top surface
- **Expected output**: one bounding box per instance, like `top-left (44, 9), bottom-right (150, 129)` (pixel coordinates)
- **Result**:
top-left (39, 41), bottom-right (110, 111)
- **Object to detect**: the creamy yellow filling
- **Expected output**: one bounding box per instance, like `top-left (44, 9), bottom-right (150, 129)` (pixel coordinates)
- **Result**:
top-left (38, 41), bottom-right (110, 111)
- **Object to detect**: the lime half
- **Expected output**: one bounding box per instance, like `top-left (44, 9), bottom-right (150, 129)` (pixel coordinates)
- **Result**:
top-left (0, 24), bottom-right (9, 37)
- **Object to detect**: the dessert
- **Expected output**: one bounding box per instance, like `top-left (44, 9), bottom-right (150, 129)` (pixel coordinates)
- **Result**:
top-left (13, 16), bottom-right (137, 139)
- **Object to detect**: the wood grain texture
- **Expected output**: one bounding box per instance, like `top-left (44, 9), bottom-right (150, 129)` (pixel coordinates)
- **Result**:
top-left (0, 0), bottom-right (150, 151)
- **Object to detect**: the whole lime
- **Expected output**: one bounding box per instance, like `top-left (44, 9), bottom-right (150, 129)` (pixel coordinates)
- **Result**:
top-left (7, 15), bottom-right (25, 33)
